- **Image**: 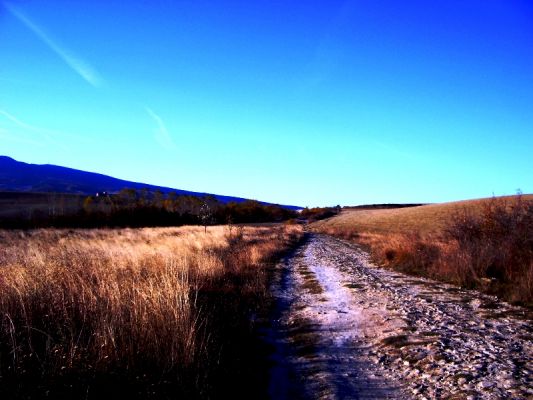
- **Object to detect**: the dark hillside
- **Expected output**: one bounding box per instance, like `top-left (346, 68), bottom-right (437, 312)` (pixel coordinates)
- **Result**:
top-left (0, 156), bottom-right (300, 210)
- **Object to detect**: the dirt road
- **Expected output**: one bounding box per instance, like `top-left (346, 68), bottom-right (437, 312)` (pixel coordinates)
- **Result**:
top-left (265, 234), bottom-right (532, 399)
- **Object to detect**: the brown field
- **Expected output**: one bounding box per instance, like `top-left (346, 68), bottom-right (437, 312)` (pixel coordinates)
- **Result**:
top-left (311, 195), bottom-right (533, 306)
top-left (0, 224), bottom-right (302, 398)
top-left (312, 194), bottom-right (533, 238)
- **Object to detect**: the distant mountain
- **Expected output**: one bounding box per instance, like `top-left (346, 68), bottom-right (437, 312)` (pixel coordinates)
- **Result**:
top-left (0, 156), bottom-right (300, 209)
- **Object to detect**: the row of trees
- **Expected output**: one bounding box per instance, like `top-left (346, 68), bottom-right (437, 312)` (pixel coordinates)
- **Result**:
top-left (2, 189), bottom-right (297, 228)
top-left (299, 206), bottom-right (341, 222)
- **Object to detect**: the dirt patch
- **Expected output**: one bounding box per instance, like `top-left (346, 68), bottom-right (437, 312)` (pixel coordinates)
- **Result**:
top-left (267, 234), bottom-right (533, 400)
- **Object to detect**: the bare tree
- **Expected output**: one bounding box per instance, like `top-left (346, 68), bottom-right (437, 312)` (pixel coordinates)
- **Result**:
top-left (199, 202), bottom-right (212, 233)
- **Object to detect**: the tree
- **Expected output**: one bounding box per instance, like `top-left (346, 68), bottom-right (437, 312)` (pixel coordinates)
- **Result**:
top-left (153, 190), bottom-right (164, 208)
top-left (118, 188), bottom-right (137, 207)
top-left (83, 196), bottom-right (94, 213)
top-left (198, 202), bottom-right (212, 233)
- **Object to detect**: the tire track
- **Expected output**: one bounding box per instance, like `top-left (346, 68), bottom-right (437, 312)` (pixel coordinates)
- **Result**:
top-left (266, 234), bottom-right (533, 399)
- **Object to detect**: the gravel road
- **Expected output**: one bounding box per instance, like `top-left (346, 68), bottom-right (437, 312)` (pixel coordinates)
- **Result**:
top-left (266, 234), bottom-right (533, 399)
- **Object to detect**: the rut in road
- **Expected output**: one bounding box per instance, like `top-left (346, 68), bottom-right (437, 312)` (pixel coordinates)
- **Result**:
top-left (265, 234), bottom-right (533, 400)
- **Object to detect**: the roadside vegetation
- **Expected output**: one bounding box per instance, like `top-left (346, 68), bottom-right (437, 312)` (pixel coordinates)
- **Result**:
top-left (0, 224), bottom-right (303, 398)
top-left (312, 194), bottom-right (533, 306)
top-left (299, 206), bottom-right (341, 222)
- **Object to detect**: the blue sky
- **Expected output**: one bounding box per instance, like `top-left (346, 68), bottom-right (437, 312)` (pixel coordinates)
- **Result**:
top-left (1, 0), bottom-right (532, 207)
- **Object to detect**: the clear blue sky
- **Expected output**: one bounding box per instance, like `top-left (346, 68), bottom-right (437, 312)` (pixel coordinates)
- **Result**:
top-left (1, 0), bottom-right (532, 207)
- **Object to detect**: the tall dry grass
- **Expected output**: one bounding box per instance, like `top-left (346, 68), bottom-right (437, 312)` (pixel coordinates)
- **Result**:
top-left (313, 196), bottom-right (533, 306)
top-left (0, 225), bottom-right (302, 398)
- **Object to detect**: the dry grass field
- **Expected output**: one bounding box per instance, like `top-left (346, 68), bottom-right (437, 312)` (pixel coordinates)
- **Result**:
top-left (312, 195), bottom-right (533, 306)
top-left (0, 224), bottom-right (302, 398)
top-left (313, 194), bottom-right (533, 238)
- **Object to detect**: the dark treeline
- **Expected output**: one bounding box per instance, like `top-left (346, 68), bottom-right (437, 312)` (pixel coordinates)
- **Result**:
top-left (344, 203), bottom-right (426, 210)
top-left (299, 206), bottom-right (341, 222)
top-left (0, 188), bottom-right (297, 228)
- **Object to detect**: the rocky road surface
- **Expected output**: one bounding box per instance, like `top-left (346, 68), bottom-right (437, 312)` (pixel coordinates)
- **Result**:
top-left (266, 234), bottom-right (533, 399)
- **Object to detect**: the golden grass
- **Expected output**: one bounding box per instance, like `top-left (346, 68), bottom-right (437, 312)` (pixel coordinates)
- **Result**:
top-left (313, 194), bottom-right (533, 238)
top-left (0, 224), bottom-right (302, 398)
top-left (311, 195), bottom-right (533, 306)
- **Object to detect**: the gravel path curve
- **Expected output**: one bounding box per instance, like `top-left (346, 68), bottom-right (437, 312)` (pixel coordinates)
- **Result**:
top-left (266, 234), bottom-right (532, 399)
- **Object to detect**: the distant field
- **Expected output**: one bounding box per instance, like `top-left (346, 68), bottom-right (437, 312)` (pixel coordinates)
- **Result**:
top-left (312, 194), bottom-right (533, 238)
top-left (0, 191), bottom-right (85, 219)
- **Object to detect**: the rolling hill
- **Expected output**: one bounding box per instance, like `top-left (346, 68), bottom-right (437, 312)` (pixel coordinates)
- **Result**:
top-left (311, 194), bottom-right (533, 305)
top-left (0, 156), bottom-right (300, 209)
top-left (311, 194), bottom-right (533, 237)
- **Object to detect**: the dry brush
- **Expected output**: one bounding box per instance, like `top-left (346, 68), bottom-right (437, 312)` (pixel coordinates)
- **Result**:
top-left (0, 224), bottom-right (302, 398)
top-left (312, 195), bottom-right (533, 306)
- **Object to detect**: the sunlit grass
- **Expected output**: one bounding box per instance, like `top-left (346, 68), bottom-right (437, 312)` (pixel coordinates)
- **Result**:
top-left (312, 195), bottom-right (533, 306)
top-left (0, 224), bottom-right (302, 398)
top-left (313, 194), bottom-right (533, 238)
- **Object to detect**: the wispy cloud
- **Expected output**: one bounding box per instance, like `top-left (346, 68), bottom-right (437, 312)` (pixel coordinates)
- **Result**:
top-left (0, 109), bottom-right (55, 143)
top-left (0, 118), bottom-right (45, 147)
top-left (0, 129), bottom-right (46, 147)
top-left (3, 2), bottom-right (103, 87)
top-left (0, 109), bottom-right (90, 150)
top-left (145, 107), bottom-right (176, 149)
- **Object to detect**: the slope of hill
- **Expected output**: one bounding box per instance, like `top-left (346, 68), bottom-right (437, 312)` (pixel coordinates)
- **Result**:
top-left (0, 156), bottom-right (300, 209)
top-left (311, 195), bottom-right (533, 305)
top-left (312, 195), bottom-right (533, 238)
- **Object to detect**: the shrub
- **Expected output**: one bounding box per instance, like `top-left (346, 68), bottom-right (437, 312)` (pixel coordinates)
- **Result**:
top-left (314, 195), bottom-right (533, 306)
top-left (300, 206), bottom-right (341, 222)
top-left (444, 195), bottom-right (533, 302)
